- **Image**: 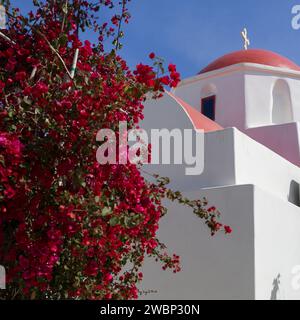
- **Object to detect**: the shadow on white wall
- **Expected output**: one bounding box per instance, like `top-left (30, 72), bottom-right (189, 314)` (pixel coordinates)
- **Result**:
top-left (272, 80), bottom-right (293, 125)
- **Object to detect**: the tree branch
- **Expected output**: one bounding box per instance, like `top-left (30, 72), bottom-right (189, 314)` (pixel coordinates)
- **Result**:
top-left (0, 31), bottom-right (16, 44)
top-left (33, 28), bottom-right (73, 80)
top-left (5, 10), bottom-right (73, 80)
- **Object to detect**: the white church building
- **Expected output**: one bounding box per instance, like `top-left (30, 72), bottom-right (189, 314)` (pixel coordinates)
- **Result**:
top-left (139, 48), bottom-right (300, 300)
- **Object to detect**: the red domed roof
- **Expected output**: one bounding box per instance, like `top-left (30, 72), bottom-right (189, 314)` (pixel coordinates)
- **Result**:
top-left (199, 49), bottom-right (300, 74)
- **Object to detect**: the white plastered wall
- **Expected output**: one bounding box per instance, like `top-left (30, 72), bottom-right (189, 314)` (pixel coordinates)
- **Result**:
top-left (140, 102), bottom-right (300, 299)
top-left (139, 185), bottom-right (255, 300)
top-left (254, 186), bottom-right (300, 300)
top-left (244, 69), bottom-right (300, 128)
top-left (139, 184), bottom-right (300, 300)
top-left (139, 63), bottom-right (300, 300)
top-left (173, 64), bottom-right (300, 130)
top-left (173, 69), bottom-right (246, 130)
top-left (245, 122), bottom-right (300, 167)
top-left (142, 93), bottom-right (300, 202)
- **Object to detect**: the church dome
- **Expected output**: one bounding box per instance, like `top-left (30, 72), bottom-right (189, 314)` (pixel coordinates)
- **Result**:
top-left (199, 49), bottom-right (300, 74)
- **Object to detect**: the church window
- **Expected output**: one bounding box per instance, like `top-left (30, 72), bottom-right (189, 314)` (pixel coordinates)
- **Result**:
top-left (201, 95), bottom-right (216, 121)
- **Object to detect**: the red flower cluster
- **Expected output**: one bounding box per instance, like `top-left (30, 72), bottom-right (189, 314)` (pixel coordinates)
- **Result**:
top-left (168, 64), bottom-right (181, 87)
top-left (156, 63), bottom-right (181, 88)
top-left (134, 63), bottom-right (156, 87)
top-left (224, 225), bottom-right (232, 234)
top-left (149, 52), bottom-right (155, 59)
top-left (0, 0), bottom-right (229, 300)
top-left (0, 0), bottom-right (185, 300)
top-left (0, 133), bottom-right (23, 201)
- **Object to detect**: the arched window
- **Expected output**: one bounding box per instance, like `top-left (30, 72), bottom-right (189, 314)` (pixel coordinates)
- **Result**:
top-left (201, 96), bottom-right (216, 120)
top-left (201, 84), bottom-right (217, 121)
top-left (272, 80), bottom-right (293, 124)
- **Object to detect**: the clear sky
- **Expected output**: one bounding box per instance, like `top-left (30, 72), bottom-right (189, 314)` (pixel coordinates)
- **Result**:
top-left (9, 0), bottom-right (300, 78)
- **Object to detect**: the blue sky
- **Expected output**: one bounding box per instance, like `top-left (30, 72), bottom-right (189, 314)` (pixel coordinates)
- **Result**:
top-left (10, 0), bottom-right (300, 78)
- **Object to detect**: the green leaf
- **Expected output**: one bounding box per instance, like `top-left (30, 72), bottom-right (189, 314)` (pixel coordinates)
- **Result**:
top-left (101, 207), bottom-right (111, 216)
top-left (109, 216), bottom-right (119, 226)
top-left (58, 34), bottom-right (68, 46)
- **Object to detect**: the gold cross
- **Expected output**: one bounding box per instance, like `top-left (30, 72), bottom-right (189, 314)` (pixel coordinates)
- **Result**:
top-left (241, 28), bottom-right (250, 50)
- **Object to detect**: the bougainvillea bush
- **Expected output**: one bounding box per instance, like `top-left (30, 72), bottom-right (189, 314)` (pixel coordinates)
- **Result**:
top-left (0, 0), bottom-right (231, 300)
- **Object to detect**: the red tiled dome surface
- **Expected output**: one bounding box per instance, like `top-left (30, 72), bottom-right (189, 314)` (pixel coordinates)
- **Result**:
top-left (199, 49), bottom-right (300, 74)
